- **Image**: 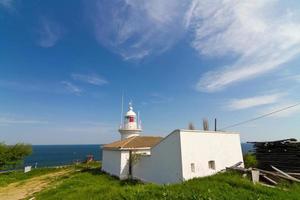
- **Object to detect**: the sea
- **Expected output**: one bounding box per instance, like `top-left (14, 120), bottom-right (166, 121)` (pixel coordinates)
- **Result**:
top-left (24, 143), bottom-right (254, 168)
top-left (24, 145), bottom-right (103, 168)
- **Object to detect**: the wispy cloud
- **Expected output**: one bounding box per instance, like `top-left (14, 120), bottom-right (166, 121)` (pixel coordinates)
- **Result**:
top-left (62, 122), bottom-right (115, 133)
top-left (36, 17), bottom-right (65, 48)
top-left (283, 74), bottom-right (300, 83)
top-left (71, 73), bottom-right (108, 86)
top-left (88, 0), bottom-right (300, 95)
top-left (260, 101), bottom-right (300, 118)
top-left (226, 93), bottom-right (284, 110)
top-left (141, 93), bottom-right (173, 106)
top-left (61, 81), bottom-right (82, 95)
top-left (0, 117), bottom-right (48, 125)
top-left (0, 80), bottom-right (41, 91)
top-left (0, 79), bottom-right (83, 96)
top-left (89, 0), bottom-right (189, 60)
top-left (187, 0), bottom-right (300, 92)
top-left (0, 0), bottom-right (13, 8)
top-left (45, 121), bottom-right (117, 144)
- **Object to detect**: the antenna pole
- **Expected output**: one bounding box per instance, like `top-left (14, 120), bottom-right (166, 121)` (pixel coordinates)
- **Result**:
top-left (137, 111), bottom-right (140, 129)
top-left (120, 92), bottom-right (124, 128)
top-left (138, 111), bottom-right (142, 129)
top-left (214, 118), bottom-right (217, 131)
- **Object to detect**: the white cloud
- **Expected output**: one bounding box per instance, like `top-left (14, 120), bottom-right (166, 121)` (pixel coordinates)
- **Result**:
top-left (37, 18), bottom-right (64, 48)
top-left (187, 0), bottom-right (300, 92)
top-left (227, 93), bottom-right (284, 110)
top-left (71, 73), bottom-right (108, 86)
top-left (61, 81), bottom-right (82, 95)
top-left (89, 0), bottom-right (189, 60)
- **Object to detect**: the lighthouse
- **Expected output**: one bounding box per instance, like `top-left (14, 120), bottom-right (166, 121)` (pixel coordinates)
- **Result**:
top-left (102, 100), bottom-right (243, 184)
top-left (119, 102), bottom-right (142, 140)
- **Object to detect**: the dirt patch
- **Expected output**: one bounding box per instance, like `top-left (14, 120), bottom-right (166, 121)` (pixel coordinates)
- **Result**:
top-left (0, 169), bottom-right (72, 200)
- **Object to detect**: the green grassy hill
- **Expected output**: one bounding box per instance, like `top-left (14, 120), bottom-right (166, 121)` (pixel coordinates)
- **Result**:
top-left (1, 162), bottom-right (300, 200)
top-left (33, 163), bottom-right (300, 200)
top-left (0, 167), bottom-right (62, 187)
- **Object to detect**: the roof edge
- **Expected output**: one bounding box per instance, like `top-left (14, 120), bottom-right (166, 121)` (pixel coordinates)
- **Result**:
top-left (103, 147), bottom-right (151, 151)
top-left (179, 129), bottom-right (239, 135)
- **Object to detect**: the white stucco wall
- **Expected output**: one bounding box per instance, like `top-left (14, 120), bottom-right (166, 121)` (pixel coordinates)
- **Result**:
top-left (103, 129), bottom-right (243, 184)
top-left (119, 151), bottom-right (129, 179)
top-left (102, 150), bottom-right (122, 177)
top-left (102, 149), bottom-right (151, 180)
top-left (132, 130), bottom-right (183, 184)
top-left (120, 132), bottom-right (140, 140)
top-left (120, 149), bottom-right (151, 179)
top-left (180, 130), bottom-right (244, 181)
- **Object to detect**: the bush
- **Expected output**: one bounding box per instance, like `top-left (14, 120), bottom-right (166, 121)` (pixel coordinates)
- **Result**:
top-left (243, 153), bottom-right (257, 168)
top-left (0, 143), bottom-right (32, 170)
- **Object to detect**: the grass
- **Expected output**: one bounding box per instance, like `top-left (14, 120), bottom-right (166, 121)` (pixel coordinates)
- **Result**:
top-left (33, 163), bottom-right (300, 200)
top-left (0, 167), bottom-right (64, 187)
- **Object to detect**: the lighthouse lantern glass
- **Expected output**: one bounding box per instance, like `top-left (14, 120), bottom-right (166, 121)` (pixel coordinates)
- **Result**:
top-left (125, 116), bottom-right (135, 123)
top-left (129, 116), bottom-right (134, 122)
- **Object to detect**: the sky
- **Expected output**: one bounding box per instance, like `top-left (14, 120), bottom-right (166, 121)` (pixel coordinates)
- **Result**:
top-left (1, 0), bottom-right (300, 144)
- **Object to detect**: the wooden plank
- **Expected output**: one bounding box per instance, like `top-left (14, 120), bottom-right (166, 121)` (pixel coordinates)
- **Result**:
top-left (287, 172), bottom-right (300, 176)
top-left (256, 168), bottom-right (300, 183)
top-left (226, 166), bottom-right (250, 173)
top-left (271, 165), bottom-right (300, 182)
top-left (261, 175), bottom-right (278, 185)
top-left (229, 162), bottom-right (243, 168)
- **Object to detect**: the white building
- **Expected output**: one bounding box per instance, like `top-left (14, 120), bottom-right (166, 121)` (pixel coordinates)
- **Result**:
top-left (102, 103), bottom-right (244, 184)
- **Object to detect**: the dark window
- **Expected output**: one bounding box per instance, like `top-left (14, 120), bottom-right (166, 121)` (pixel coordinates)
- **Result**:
top-left (191, 163), bottom-right (195, 172)
top-left (208, 160), bottom-right (216, 170)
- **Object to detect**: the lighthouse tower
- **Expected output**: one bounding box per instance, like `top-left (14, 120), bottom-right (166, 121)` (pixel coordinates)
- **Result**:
top-left (119, 102), bottom-right (142, 140)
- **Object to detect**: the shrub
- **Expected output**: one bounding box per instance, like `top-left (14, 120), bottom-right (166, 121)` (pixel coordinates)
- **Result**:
top-left (243, 153), bottom-right (257, 168)
top-left (0, 143), bottom-right (32, 169)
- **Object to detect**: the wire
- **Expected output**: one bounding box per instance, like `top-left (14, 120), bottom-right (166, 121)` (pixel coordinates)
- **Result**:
top-left (220, 102), bottom-right (300, 130)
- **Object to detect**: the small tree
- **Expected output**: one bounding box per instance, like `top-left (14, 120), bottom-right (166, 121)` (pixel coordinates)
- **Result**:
top-left (188, 123), bottom-right (195, 130)
top-left (0, 143), bottom-right (7, 169)
top-left (128, 151), bottom-right (142, 179)
top-left (0, 143), bottom-right (32, 169)
top-left (203, 118), bottom-right (209, 131)
top-left (243, 153), bottom-right (257, 168)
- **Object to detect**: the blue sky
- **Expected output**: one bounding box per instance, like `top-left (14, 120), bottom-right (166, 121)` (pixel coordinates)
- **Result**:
top-left (1, 0), bottom-right (300, 144)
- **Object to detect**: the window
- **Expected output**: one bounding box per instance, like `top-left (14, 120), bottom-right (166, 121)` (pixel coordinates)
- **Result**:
top-left (125, 116), bottom-right (135, 123)
top-left (208, 160), bottom-right (216, 170)
top-left (129, 116), bottom-right (134, 122)
top-left (191, 163), bottom-right (195, 173)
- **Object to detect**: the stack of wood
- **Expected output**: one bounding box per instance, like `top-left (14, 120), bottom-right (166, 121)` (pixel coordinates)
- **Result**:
top-left (226, 163), bottom-right (300, 187)
top-left (250, 138), bottom-right (300, 172)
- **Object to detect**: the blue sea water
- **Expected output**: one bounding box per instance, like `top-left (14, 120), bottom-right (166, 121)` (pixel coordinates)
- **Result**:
top-left (24, 145), bottom-right (103, 167)
top-left (241, 143), bottom-right (254, 155)
top-left (24, 143), bottom-right (253, 168)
